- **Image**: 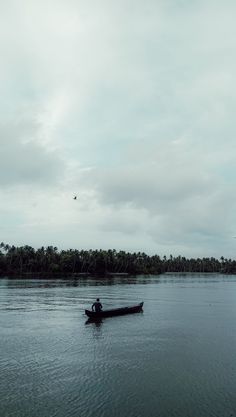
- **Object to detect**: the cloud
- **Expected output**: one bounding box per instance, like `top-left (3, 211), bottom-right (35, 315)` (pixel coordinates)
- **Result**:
top-left (0, 120), bottom-right (65, 186)
top-left (0, 0), bottom-right (236, 258)
top-left (81, 138), bottom-right (215, 210)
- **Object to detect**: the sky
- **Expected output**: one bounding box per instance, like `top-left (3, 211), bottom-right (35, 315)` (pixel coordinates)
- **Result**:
top-left (1, 0), bottom-right (236, 258)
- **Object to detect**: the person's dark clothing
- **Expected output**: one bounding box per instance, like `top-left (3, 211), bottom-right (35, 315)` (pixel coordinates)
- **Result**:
top-left (92, 301), bottom-right (103, 312)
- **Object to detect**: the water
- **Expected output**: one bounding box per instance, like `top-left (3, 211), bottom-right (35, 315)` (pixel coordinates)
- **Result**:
top-left (0, 274), bottom-right (236, 417)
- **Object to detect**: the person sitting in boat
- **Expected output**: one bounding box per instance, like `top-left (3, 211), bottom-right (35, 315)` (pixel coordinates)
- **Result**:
top-left (92, 298), bottom-right (103, 313)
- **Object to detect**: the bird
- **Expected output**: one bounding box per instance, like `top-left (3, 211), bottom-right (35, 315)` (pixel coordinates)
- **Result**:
top-left (73, 196), bottom-right (77, 200)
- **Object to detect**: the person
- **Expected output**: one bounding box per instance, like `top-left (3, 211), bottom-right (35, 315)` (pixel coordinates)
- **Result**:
top-left (92, 298), bottom-right (103, 312)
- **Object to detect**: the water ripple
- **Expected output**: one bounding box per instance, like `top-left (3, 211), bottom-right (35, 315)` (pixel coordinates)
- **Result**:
top-left (1, 275), bottom-right (236, 417)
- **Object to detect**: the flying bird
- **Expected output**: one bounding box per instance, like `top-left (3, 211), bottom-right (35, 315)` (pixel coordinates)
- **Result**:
top-left (73, 196), bottom-right (77, 200)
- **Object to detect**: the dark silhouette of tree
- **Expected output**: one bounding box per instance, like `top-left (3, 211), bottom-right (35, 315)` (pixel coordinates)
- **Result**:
top-left (0, 242), bottom-right (235, 277)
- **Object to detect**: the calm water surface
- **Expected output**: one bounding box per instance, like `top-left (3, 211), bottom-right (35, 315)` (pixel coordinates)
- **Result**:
top-left (1, 274), bottom-right (236, 417)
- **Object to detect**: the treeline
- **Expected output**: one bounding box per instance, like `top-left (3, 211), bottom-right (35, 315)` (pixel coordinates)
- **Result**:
top-left (0, 243), bottom-right (163, 276)
top-left (161, 255), bottom-right (236, 274)
top-left (0, 243), bottom-right (235, 276)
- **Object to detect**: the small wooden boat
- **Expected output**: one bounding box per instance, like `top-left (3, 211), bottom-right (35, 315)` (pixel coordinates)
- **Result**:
top-left (85, 302), bottom-right (143, 319)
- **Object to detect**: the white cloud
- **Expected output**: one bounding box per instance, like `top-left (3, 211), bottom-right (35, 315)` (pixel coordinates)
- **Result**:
top-left (0, 120), bottom-right (65, 186)
top-left (0, 0), bottom-right (236, 258)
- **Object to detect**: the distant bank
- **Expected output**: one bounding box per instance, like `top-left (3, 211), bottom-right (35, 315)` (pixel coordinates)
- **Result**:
top-left (0, 243), bottom-right (235, 277)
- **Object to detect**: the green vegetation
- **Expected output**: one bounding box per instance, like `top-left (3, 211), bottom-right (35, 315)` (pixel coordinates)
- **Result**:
top-left (0, 243), bottom-right (235, 276)
top-left (0, 243), bottom-right (163, 276)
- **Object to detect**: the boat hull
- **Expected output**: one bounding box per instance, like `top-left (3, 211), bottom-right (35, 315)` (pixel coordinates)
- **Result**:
top-left (85, 302), bottom-right (143, 319)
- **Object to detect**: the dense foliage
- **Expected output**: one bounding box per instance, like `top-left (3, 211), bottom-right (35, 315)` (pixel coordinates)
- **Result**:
top-left (0, 243), bottom-right (235, 276)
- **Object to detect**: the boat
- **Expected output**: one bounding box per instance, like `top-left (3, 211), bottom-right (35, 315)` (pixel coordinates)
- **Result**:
top-left (85, 302), bottom-right (144, 319)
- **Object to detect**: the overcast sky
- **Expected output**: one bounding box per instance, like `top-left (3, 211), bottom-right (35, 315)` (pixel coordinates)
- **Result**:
top-left (1, 0), bottom-right (236, 258)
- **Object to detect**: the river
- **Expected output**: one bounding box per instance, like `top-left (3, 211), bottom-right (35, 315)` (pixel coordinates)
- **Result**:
top-left (0, 274), bottom-right (236, 417)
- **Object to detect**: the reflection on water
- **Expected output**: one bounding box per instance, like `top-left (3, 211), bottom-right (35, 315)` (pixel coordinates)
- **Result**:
top-left (1, 274), bottom-right (161, 289)
top-left (1, 274), bottom-right (236, 417)
top-left (85, 318), bottom-right (103, 328)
